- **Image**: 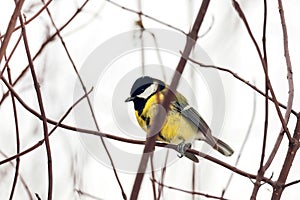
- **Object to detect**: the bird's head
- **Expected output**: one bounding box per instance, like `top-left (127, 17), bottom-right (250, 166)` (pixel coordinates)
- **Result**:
top-left (125, 76), bottom-right (165, 112)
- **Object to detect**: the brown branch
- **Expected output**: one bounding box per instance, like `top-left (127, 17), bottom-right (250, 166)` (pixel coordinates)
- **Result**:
top-left (0, 0), bottom-right (53, 41)
top-left (284, 179), bottom-right (300, 189)
top-left (152, 179), bottom-right (228, 200)
top-left (192, 162), bottom-right (196, 200)
top-left (75, 189), bottom-right (103, 200)
top-left (261, 0), bottom-right (296, 172)
top-left (0, 33), bottom-right (23, 200)
top-left (0, 76), bottom-right (275, 188)
top-left (0, 150), bottom-right (33, 200)
top-left (253, 0), bottom-right (295, 197)
top-left (0, 33), bottom-right (22, 78)
top-left (19, 15), bottom-right (53, 200)
top-left (269, 4), bottom-right (296, 197)
top-left (277, 0), bottom-right (294, 128)
top-left (130, 1), bottom-right (211, 199)
top-left (271, 116), bottom-right (300, 199)
top-left (0, 0), bottom-right (25, 64)
top-left (0, 81), bottom-right (93, 165)
top-left (0, 0), bottom-right (91, 106)
top-left (185, 56), bottom-right (297, 116)
top-left (41, 1), bottom-right (127, 198)
top-left (260, 0), bottom-right (269, 172)
top-left (157, 150), bottom-right (169, 200)
top-left (35, 193), bottom-right (42, 200)
top-left (7, 61), bottom-right (21, 200)
top-left (222, 88), bottom-right (256, 197)
top-left (106, 0), bottom-right (187, 36)
top-left (149, 154), bottom-right (157, 200)
top-left (232, 0), bottom-right (292, 141)
top-left (251, 0), bottom-right (269, 197)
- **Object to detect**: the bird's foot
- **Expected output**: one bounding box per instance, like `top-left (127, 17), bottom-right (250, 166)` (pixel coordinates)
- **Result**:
top-left (176, 142), bottom-right (192, 158)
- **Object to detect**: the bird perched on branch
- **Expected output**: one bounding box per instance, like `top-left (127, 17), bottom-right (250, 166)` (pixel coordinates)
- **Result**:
top-left (125, 76), bottom-right (233, 162)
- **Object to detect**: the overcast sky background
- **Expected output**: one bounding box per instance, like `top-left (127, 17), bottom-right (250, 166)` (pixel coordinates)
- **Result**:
top-left (0, 0), bottom-right (300, 199)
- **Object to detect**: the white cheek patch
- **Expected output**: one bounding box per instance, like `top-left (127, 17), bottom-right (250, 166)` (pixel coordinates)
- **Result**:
top-left (137, 83), bottom-right (158, 99)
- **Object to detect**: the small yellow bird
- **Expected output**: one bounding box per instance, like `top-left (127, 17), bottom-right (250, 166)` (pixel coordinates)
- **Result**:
top-left (125, 76), bottom-right (233, 162)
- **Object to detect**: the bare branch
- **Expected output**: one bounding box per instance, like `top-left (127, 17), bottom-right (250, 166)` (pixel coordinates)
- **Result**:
top-left (0, 0), bottom-right (53, 41)
top-left (106, 0), bottom-right (187, 36)
top-left (19, 15), bottom-right (53, 200)
top-left (271, 116), bottom-right (300, 199)
top-left (157, 150), bottom-right (169, 200)
top-left (185, 56), bottom-right (297, 116)
top-left (251, 0), bottom-right (269, 197)
top-left (152, 179), bottom-right (228, 200)
top-left (0, 79), bottom-right (275, 188)
top-left (0, 150), bottom-right (33, 200)
top-left (130, 1), bottom-right (211, 199)
top-left (223, 87), bottom-right (256, 197)
top-left (75, 189), bottom-right (104, 200)
top-left (7, 61), bottom-right (21, 200)
top-left (0, 0), bottom-right (91, 106)
top-left (0, 0), bottom-right (25, 64)
top-left (284, 179), bottom-right (300, 189)
top-left (232, 0), bottom-right (292, 141)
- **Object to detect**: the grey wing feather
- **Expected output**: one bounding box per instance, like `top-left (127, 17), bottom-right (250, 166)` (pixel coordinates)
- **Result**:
top-left (171, 93), bottom-right (234, 157)
top-left (172, 100), bottom-right (211, 136)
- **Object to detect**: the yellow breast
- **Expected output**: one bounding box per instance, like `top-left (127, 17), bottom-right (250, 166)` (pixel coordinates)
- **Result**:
top-left (135, 92), bottom-right (198, 144)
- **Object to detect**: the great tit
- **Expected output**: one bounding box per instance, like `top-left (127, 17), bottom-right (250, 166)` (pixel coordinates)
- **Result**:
top-left (125, 76), bottom-right (234, 162)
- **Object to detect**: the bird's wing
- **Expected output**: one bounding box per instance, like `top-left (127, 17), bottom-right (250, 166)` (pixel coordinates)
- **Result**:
top-left (172, 92), bottom-right (214, 142)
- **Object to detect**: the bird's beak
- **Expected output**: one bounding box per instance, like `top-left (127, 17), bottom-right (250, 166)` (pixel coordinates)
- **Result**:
top-left (125, 96), bottom-right (135, 102)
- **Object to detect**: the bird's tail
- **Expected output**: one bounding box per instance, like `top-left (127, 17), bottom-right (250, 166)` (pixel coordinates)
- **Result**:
top-left (210, 136), bottom-right (234, 156)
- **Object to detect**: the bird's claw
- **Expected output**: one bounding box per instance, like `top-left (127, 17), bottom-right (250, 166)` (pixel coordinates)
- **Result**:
top-left (177, 142), bottom-right (192, 158)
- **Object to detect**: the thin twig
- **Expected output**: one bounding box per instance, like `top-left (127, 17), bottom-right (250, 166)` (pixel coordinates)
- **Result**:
top-left (284, 179), bottom-right (300, 189)
top-left (277, 0), bottom-right (294, 127)
top-left (149, 154), bottom-right (157, 200)
top-left (185, 56), bottom-right (297, 116)
top-left (270, 1), bottom-right (295, 198)
top-left (157, 150), bottom-right (169, 200)
top-left (0, 81), bottom-right (92, 166)
top-left (75, 189), bottom-right (104, 200)
top-left (251, 0), bottom-right (269, 197)
top-left (232, 0), bottom-right (292, 141)
top-left (0, 1), bottom-right (53, 41)
top-left (19, 15), bottom-right (53, 200)
top-left (0, 0), bottom-right (91, 106)
top-left (0, 33), bottom-right (22, 79)
top-left (0, 0), bottom-right (25, 64)
top-left (136, 0), bottom-right (145, 75)
top-left (106, 0), bottom-right (187, 36)
top-left (262, 0), bottom-right (295, 173)
top-left (192, 162), bottom-right (196, 200)
top-left (152, 179), bottom-right (228, 200)
top-left (40, 0), bottom-right (126, 198)
top-left (271, 117), bottom-right (300, 200)
top-left (7, 61), bottom-right (21, 200)
top-left (0, 34), bottom-right (23, 200)
top-left (0, 77), bottom-right (275, 187)
top-left (222, 86), bottom-right (256, 197)
top-left (130, 1), bottom-right (211, 199)
top-left (0, 150), bottom-right (33, 200)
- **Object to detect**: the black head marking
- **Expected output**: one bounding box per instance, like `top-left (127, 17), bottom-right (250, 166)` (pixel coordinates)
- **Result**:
top-left (127, 76), bottom-right (166, 114)
top-left (130, 76), bottom-right (165, 97)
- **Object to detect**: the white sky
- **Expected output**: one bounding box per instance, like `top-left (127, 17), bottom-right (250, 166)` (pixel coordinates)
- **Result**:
top-left (0, 0), bottom-right (300, 199)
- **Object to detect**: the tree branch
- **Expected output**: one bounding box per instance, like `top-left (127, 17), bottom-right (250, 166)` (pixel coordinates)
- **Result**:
top-left (130, 1), bottom-right (211, 199)
top-left (19, 15), bottom-right (53, 200)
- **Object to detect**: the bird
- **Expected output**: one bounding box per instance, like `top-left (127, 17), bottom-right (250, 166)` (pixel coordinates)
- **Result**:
top-left (125, 76), bottom-right (234, 162)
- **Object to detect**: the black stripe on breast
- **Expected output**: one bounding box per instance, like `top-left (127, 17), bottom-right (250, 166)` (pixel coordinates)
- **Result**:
top-left (158, 132), bottom-right (168, 142)
top-left (140, 115), bottom-right (150, 126)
